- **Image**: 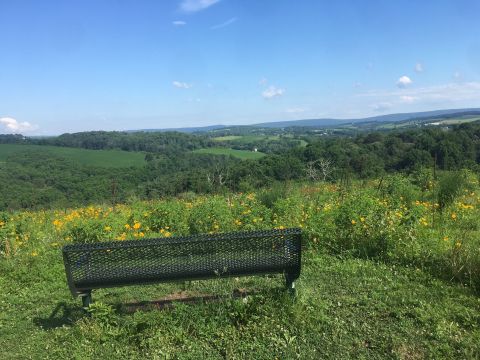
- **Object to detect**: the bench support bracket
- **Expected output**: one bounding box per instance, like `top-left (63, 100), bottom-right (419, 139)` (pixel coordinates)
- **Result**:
top-left (285, 273), bottom-right (296, 296)
top-left (80, 291), bottom-right (92, 308)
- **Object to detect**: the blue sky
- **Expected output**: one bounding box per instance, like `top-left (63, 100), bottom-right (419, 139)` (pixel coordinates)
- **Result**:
top-left (1, 0), bottom-right (480, 135)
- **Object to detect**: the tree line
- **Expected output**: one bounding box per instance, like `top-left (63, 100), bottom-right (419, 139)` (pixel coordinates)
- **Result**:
top-left (0, 122), bottom-right (479, 210)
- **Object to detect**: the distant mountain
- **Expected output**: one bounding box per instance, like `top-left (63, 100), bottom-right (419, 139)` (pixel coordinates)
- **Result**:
top-left (127, 108), bottom-right (480, 133)
top-left (254, 108), bottom-right (480, 128)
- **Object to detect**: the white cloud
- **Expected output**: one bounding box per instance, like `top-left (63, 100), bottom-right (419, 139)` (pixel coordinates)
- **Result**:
top-left (172, 81), bottom-right (193, 89)
top-left (180, 0), bottom-right (220, 12)
top-left (211, 17), bottom-right (237, 30)
top-left (357, 82), bottom-right (480, 112)
top-left (259, 77), bottom-right (268, 86)
top-left (371, 102), bottom-right (392, 112)
top-left (415, 63), bottom-right (424, 73)
top-left (397, 75), bottom-right (413, 88)
top-left (262, 86), bottom-right (285, 99)
top-left (172, 20), bottom-right (187, 26)
top-left (0, 117), bottom-right (38, 133)
top-left (286, 107), bottom-right (307, 114)
top-left (453, 71), bottom-right (463, 81)
top-left (400, 95), bottom-right (419, 103)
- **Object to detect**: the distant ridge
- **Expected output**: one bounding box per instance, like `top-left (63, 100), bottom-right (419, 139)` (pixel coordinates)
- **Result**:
top-left (254, 108), bottom-right (480, 128)
top-left (128, 108), bottom-right (480, 133)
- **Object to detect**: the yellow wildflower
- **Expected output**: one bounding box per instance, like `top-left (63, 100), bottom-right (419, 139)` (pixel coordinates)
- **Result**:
top-left (451, 213), bottom-right (457, 220)
top-left (351, 220), bottom-right (356, 225)
top-left (133, 222), bottom-right (141, 230)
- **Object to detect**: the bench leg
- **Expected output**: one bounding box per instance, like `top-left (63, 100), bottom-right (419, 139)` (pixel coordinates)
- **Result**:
top-left (80, 291), bottom-right (92, 308)
top-left (285, 274), bottom-right (296, 296)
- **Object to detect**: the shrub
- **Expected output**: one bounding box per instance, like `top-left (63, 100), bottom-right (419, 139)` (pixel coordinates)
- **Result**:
top-left (143, 201), bottom-right (190, 236)
top-left (189, 197), bottom-right (235, 234)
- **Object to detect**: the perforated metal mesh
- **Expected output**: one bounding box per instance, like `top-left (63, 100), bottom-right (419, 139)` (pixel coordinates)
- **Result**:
top-left (62, 228), bottom-right (302, 296)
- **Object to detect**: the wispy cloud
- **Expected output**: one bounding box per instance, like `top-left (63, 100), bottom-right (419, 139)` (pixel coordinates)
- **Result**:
top-left (0, 117), bottom-right (38, 133)
top-left (397, 75), bottom-right (413, 88)
top-left (211, 17), bottom-right (237, 30)
top-left (262, 86), bottom-right (285, 99)
top-left (358, 82), bottom-right (480, 110)
top-left (453, 71), bottom-right (463, 81)
top-left (286, 107), bottom-right (307, 114)
top-left (400, 95), bottom-right (419, 104)
top-left (172, 20), bottom-right (187, 26)
top-left (180, 0), bottom-right (220, 12)
top-left (371, 102), bottom-right (392, 112)
top-left (415, 63), bottom-right (424, 73)
top-left (173, 81), bottom-right (193, 89)
top-left (259, 77), bottom-right (268, 86)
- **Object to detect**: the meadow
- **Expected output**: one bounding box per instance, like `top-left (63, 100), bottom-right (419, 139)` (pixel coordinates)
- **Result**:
top-left (192, 147), bottom-right (266, 160)
top-left (2, 172), bottom-right (480, 358)
top-left (0, 144), bottom-right (146, 168)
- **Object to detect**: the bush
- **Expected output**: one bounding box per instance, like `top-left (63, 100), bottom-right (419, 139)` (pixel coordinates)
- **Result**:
top-left (143, 201), bottom-right (190, 236)
top-left (437, 171), bottom-right (466, 210)
top-left (189, 197), bottom-right (235, 234)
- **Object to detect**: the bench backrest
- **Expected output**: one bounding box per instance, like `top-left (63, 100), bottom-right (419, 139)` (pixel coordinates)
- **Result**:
top-left (62, 228), bottom-right (302, 296)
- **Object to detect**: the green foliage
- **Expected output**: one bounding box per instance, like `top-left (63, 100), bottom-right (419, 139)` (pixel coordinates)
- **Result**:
top-left (437, 171), bottom-right (467, 210)
top-left (188, 197), bottom-right (235, 234)
top-left (142, 201), bottom-right (190, 236)
top-left (67, 220), bottom-right (106, 244)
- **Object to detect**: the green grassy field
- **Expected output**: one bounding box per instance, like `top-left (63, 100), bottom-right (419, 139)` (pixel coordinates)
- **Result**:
top-left (212, 135), bottom-right (243, 141)
top-left (213, 135), bottom-right (280, 143)
top-left (2, 177), bottom-right (480, 358)
top-left (193, 147), bottom-right (266, 159)
top-left (0, 144), bottom-right (146, 168)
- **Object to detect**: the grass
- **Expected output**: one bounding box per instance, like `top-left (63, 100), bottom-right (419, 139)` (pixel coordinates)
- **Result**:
top-left (0, 144), bottom-right (146, 168)
top-left (212, 136), bottom-right (243, 141)
top-left (2, 177), bottom-right (480, 358)
top-left (212, 135), bottom-right (280, 143)
top-left (193, 147), bottom-right (266, 160)
top-left (2, 250), bottom-right (479, 358)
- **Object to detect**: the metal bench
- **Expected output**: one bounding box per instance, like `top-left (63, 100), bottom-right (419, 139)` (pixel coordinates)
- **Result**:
top-left (62, 228), bottom-right (302, 307)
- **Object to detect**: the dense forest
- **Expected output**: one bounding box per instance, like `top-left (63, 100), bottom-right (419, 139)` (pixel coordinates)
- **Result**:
top-left (0, 122), bottom-right (479, 210)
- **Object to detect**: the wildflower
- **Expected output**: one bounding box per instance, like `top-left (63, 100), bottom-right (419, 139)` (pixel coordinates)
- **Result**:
top-left (443, 236), bottom-right (449, 242)
top-left (360, 217), bottom-right (365, 223)
top-left (124, 224), bottom-right (131, 230)
top-left (31, 251), bottom-right (38, 257)
top-left (235, 219), bottom-right (242, 226)
top-left (133, 222), bottom-right (141, 230)
top-left (351, 220), bottom-right (356, 225)
top-left (451, 213), bottom-right (457, 220)
top-left (104, 226), bottom-right (112, 232)
top-left (455, 241), bottom-right (461, 248)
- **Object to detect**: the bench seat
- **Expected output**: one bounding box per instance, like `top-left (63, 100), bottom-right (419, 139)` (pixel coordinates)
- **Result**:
top-left (62, 228), bottom-right (302, 306)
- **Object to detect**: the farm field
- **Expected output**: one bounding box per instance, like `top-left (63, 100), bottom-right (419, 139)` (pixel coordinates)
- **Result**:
top-left (193, 147), bottom-right (266, 159)
top-left (0, 144), bottom-right (146, 168)
top-left (2, 174), bottom-right (480, 358)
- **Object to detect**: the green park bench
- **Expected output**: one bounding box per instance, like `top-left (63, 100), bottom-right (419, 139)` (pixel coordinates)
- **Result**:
top-left (62, 228), bottom-right (302, 307)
